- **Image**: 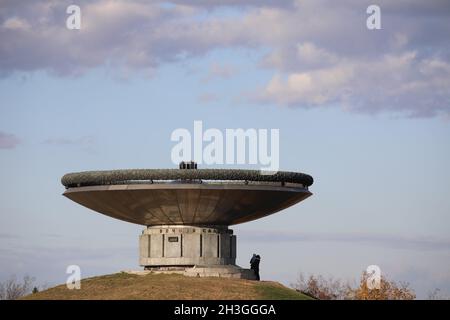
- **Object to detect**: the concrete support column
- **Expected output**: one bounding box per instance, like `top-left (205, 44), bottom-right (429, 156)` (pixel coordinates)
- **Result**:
top-left (139, 225), bottom-right (236, 268)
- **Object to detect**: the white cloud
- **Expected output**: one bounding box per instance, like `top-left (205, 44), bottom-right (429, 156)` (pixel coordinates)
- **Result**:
top-left (0, 0), bottom-right (449, 117)
top-left (296, 43), bottom-right (338, 67)
top-left (257, 51), bottom-right (450, 117)
top-left (261, 64), bottom-right (354, 106)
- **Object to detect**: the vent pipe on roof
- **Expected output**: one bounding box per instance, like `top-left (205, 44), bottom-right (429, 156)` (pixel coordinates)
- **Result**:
top-left (179, 161), bottom-right (197, 169)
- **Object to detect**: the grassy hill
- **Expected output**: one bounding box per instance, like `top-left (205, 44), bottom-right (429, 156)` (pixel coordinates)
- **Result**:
top-left (24, 272), bottom-right (312, 300)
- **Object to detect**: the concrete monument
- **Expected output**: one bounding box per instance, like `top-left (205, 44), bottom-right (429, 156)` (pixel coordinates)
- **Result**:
top-left (61, 162), bottom-right (313, 279)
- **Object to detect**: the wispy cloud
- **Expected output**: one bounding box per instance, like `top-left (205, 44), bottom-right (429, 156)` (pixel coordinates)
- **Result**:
top-left (43, 136), bottom-right (94, 147)
top-left (0, 233), bottom-right (20, 240)
top-left (0, 131), bottom-right (20, 149)
top-left (197, 92), bottom-right (219, 103)
top-left (241, 230), bottom-right (450, 251)
top-left (202, 63), bottom-right (238, 82)
top-left (42, 136), bottom-right (96, 154)
top-left (43, 136), bottom-right (95, 151)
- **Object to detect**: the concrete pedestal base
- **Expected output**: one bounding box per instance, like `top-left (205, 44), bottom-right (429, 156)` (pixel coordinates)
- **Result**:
top-left (125, 265), bottom-right (257, 280)
top-left (184, 265), bottom-right (257, 279)
top-left (137, 225), bottom-right (255, 279)
top-left (139, 225), bottom-right (236, 267)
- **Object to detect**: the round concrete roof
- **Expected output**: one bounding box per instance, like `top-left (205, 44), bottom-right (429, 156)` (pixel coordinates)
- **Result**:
top-left (62, 168), bottom-right (313, 226)
top-left (61, 169), bottom-right (313, 188)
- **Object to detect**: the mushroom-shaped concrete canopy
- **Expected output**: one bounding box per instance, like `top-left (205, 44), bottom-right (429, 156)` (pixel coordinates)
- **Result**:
top-left (61, 168), bottom-right (313, 226)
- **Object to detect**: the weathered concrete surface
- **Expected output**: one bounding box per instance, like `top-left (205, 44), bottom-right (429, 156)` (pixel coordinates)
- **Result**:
top-left (183, 265), bottom-right (257, 280)
top-left (63, 182), bottom-right (311, 226)
top-left (140, 225), bottom-right (236, 267)
top-left (124, 265), bottom-right (256, 280)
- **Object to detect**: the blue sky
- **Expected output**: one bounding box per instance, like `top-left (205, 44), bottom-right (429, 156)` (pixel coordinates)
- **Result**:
top-left (1, 0), bottom-right (450, 298)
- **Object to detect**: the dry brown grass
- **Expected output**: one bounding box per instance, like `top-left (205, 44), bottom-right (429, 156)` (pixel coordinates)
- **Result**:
top-left (23, 272), bottom-right (311, 300)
